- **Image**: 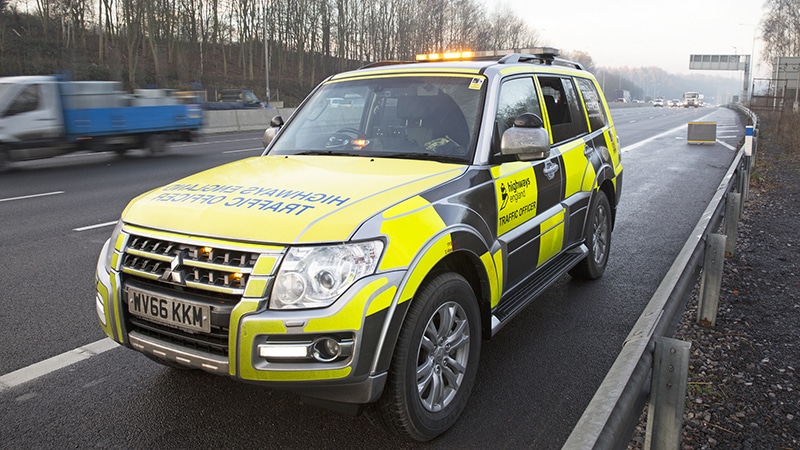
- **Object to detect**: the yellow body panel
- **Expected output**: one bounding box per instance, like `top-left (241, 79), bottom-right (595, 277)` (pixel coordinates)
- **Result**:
top-left (491, 163), bottom-right (538, 236)
top-left (122, 156), bottom-right (463, 244)
top-left (560, 139), bottom-right (592, 198)
top-left (537, 209), bottom-right (566, 266)
top-left (379, 195), bottom-right (448, 271)
top-left (398, 234), bottom-right (454, 304)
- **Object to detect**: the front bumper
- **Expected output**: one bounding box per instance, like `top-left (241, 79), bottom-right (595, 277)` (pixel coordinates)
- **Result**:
top-left (95, 240), bottom-right (403, 404)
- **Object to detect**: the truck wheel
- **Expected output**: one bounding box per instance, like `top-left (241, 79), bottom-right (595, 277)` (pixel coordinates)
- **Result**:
top-left (569, 190), bottom-right (612, 280)
top-left (147, 134), bottom-right (166, 154)
top-left (375, 272), bottom-right (481, 441)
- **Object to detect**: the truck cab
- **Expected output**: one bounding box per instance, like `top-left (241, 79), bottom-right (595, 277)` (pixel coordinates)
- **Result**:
top-left (0, 76), bottom-right (69, 163)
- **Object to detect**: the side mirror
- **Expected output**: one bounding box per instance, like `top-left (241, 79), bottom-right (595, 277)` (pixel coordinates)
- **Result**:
top-left (500, 113), bottom-right (550, 160)
top-left (262, 115), bottom-right (284, 148)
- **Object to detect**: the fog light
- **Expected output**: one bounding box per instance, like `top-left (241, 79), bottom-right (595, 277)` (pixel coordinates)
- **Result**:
top-left (312, 337), bottom-right (341, 362)
top-left (258, 343), bottom-right (308, 359)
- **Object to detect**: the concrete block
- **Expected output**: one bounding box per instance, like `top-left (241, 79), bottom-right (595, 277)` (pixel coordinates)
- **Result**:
top-left (687, 122), bottom-right (716, 144)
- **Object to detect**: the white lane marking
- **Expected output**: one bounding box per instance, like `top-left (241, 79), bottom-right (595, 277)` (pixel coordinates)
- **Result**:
top-left (74, 221), bottom-right (118, 232)
top-left (0, 191), bottom-right (65, 203)
top-left (621, 111), bottom-right (721, 153)
top-left (0, 339), bottom-right (119, 392)
top-left (716, 140), bottom-right (736, 150)
top-left (223, 148), bottom-right (263, 154)
top-left (61, 152), bottom-right (111, 158)
top-left (621, 123), bottom-right (687, 153)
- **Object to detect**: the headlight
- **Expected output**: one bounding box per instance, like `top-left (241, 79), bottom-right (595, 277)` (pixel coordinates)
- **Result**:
top-left (103, 220), bottom-right (125, 270)
top-left (270, 241), bottom-right (384, 310)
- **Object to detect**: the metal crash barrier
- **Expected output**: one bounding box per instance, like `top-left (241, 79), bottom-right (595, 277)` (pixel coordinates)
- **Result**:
top-left (563, 105), bottom-right (758, 450)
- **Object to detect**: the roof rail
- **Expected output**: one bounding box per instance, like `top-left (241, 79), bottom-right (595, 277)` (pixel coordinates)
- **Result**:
top-left (498, 51), bottom-right (584, 71)
top-left (358, 60), bottom-right (415, 70)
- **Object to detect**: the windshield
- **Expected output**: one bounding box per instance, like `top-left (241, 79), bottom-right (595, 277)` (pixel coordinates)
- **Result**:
top-left (268, 75), bottom-right (485, 163)
top-left (0, 82), bottom-right (15, 111)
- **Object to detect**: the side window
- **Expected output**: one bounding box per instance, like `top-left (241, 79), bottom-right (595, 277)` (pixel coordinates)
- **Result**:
top-left (6, 85), bottom-right (40, 116)
top-left (575, 77), bottom-right (608, 131)
top-left (493, 77), bottom-right (540, 154)
top-left (537, 76), bottom-right (587, 144)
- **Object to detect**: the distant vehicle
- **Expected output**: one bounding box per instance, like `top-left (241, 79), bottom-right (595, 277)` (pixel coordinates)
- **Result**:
top-left (684, 91), bottom-right (700, 108)
top-left (0, 75), bottom-right (203, 167)
top-left (670, 99), bottom-right (682, 107)
top-left (614, 89), bottom-right (631, 103)
top-left (205, 89), bottom-right (271, 110)
top-left (614, 98), bottom-right (628, 103)
top-left (653, 98), bottom-right (664, 107)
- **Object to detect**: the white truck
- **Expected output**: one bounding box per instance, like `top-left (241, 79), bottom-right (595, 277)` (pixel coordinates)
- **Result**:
top-left (684, 91), bottom-right (701, 108)
top-left (0, 76), bottom-right (203, 167)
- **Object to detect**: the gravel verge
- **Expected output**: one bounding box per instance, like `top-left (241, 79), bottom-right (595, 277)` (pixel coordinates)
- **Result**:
top-left (630, 113), bottom-right (800, 449)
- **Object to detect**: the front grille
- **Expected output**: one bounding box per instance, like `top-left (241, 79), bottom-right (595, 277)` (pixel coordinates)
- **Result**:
top-left (130, 314), bottom-right (230, 357)
top-left (119, 230), bottom-right (278, 357)
top-left (121, 233), bottom-right (260, 295)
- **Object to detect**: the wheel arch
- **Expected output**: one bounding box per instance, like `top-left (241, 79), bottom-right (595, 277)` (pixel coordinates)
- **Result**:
top-left (371, 231), bottom-right (495, 377)
top-left (599, 177), bottom-right (617, 230)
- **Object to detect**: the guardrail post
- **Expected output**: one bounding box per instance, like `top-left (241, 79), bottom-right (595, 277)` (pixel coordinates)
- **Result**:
top-left (645, 337), bottom-right (691, 450)
top-left (697, 234), bottom-right (726, 327)
top-left (739, 157), bottom-right (750, 204)
top-left (724, 193), bottom-right (741, 256)
top-left (745, 125), bottom-right (755, 171)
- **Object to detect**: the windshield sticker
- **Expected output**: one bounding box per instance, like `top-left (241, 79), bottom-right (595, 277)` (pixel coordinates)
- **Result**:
top-left (469, 77), bottom-right (484, 90)
top-left (151, 184), bottom-right (350, 216)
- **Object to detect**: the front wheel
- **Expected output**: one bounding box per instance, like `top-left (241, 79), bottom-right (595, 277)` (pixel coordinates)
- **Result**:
top-left (375, 272), bottom-right (481, 441)
top-left (570, 190), bottom-right (612, 280)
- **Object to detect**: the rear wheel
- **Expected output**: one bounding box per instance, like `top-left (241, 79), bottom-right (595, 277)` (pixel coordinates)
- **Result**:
top-left (570, 190), bottom-right (612, 280)
top-left (147, 134), bottom-right (166, 154)
top-left (375, 272), bottom-right (481, 441)
top-left (0, 145), bottom-right (9, 169)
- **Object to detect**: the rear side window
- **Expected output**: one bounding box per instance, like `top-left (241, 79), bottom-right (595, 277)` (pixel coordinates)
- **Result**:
top-left (537, 76), bottom-right (588, 144)
top-left (575, 77), bottom-right (608, 131)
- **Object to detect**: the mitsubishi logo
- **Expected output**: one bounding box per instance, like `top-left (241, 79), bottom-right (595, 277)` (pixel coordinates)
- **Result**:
top-left (160, 250), bottom-right (188, 285)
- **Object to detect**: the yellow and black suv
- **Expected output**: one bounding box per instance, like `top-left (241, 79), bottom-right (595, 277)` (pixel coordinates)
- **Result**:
top-left (95, 48), bottom-right (622, 441)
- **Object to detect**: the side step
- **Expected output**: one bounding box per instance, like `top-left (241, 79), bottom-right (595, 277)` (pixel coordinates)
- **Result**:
top-left (491, 244), bottom-right (588, 335)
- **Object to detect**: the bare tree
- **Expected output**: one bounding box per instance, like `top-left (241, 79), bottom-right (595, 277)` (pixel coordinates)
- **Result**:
top-left (36, 0), bottom-right (52, 42)
top-left (761, 0), bottom-right (800, 65)
top-left (121, 0), bottom-right (144, 87)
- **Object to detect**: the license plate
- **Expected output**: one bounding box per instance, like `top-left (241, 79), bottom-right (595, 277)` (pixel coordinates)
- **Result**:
top-left (126, 286), bottom-right (211, 333)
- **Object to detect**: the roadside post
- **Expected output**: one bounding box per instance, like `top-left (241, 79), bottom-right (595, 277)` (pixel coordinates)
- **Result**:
top-left (645, 337), bottom-right (691, 450)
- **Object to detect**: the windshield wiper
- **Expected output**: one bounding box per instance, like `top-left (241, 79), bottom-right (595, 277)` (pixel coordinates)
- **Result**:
top-left (377, 152), bottom-right (467, 164)
top-left (291, 150), bottom-right (364, 157)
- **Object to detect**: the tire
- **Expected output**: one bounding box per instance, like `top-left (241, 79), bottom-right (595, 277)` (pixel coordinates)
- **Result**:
top-left (147, 134), bottom-right (166, 154)
top-left (375, 272), bottom-right (481, 441)
top-left (570, 190), bottom-right (612, 280)
top-left (0, 147), bottom-right (8, 170)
